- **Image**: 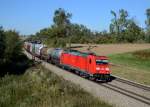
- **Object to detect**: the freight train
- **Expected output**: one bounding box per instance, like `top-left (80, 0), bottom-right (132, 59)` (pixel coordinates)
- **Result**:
top-left (24, 41), bottom-right (111, 81)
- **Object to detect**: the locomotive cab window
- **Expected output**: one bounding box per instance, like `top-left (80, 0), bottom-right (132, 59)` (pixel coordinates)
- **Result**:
top-left (96, 60), bottom-right (108, 64)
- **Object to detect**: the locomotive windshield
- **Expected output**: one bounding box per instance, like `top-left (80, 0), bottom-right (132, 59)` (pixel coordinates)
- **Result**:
top-left (96, 59), bottom-right (108, 64)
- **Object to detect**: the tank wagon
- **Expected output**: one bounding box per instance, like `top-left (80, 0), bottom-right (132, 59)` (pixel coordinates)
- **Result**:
top-left (24, 42), bottom-right (111, 81)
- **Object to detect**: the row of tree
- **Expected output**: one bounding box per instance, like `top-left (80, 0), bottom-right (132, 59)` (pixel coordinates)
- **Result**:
top-left (109, 9), bottom-right (150, 43)
top-left (27, 8), bottom-right (150, 47)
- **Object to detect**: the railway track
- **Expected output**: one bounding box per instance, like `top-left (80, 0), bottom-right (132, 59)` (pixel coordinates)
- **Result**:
top-left (99, 79), bottom-right (150, 105)
top-left (24, 50), bottom-right (150, 107)
top-left (58, 64), bottom-right (150, 105)
top-left (63, 69), bottom-right (150, 106)
top-left (112, 75), bottom-right (150, 91)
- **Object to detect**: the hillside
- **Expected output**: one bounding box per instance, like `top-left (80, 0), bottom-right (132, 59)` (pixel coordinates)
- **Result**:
top-left (0, 64), bottom-right (112, 107)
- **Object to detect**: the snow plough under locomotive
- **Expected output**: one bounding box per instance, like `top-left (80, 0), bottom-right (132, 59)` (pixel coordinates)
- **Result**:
top-left (24, 42), bottom-right (111, 81)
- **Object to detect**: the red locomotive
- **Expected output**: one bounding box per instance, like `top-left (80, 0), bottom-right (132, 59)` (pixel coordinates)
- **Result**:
top-left (60, 50), bottom-right (110, 81)
top-left (24, 42), bottom-right (111, 81)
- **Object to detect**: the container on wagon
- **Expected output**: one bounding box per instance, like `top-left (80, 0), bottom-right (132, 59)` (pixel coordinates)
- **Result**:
top-left (30, 43), bottom-right (35, 53)
top-left (34, 44), bottom-right (45, 56)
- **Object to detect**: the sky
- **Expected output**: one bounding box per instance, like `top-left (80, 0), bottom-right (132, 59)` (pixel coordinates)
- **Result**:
top-left (0, 0), bottom-right (150, 35)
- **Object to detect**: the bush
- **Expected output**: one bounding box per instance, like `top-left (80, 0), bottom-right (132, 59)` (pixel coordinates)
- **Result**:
top-left (0, 28), bottom-right (24, 77)
top-left (133, 49), bottom-right (150, 59)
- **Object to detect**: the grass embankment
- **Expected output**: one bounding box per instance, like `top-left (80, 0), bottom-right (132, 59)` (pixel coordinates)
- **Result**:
top-left (0, 65), bottom-right (112, 107)
top-left (109, 49), bottom-right (150, 85)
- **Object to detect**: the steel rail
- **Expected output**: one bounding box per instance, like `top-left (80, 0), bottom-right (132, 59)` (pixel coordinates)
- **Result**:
top-left (112, 75), bottom-right (150, 91)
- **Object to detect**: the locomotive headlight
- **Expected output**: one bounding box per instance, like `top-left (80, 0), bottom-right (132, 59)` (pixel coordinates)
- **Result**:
top-left (105, 68), bottom-right (109, 71)
top-left (96, 67), bottom-right (100, 70)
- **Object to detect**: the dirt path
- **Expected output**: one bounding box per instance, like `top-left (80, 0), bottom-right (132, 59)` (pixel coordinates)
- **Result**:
top-left (71, 44), bottom-right (150, 55)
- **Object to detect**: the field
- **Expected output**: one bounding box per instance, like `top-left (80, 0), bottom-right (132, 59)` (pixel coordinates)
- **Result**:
top-left (0, 64), bottom-right (112, 107)
top-left (71, 43), bottom-right (150, 55)
top-left (72, 44), bottom-right (150, 85)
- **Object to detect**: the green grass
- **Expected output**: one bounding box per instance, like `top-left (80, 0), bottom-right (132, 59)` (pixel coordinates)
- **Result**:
top-left (0, 65), bottom-right (112, 107)
top-left (109, 49), bottom-right (150, 72)
top-left (109, 49), bottom-right (150, 85)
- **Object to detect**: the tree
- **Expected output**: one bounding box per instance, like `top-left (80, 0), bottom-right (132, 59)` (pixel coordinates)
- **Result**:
top-left (124, 20), bottom-right (143, 43)
top-left (0, 26), bottom-right (5, 65)
top-left (53, 8), bottom-right (72, 27)
top-left (145, 9), bottom-right (150, 29)
top-left (110, 10), bottom-right (118, 34)
top-left (4, 30), bottom-right (22, 63)
top-left (67, 24), bottom-right (94, 44)
top-left (49, 8), bottom-right (72, 47)
top-left (109, 9), bottom-right (144, 43)
top-left (118, 9), bottom-right (129, 31)
top-left (110, 9), bottom-right (129, 41)
top-left (145, 8), bottom-right (150, 42)
top-left (53, 8), bottom-right (72, 38)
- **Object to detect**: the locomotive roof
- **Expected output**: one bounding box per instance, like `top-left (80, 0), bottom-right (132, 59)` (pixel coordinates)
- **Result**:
top-left (64, 49), bottom-right (95, 57)
top-left (63, 49), bottom-right (108, 59)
